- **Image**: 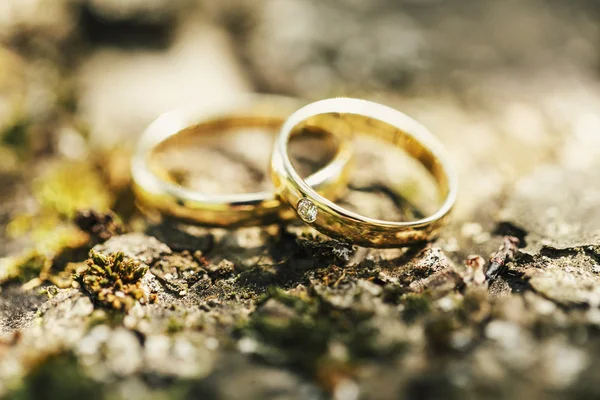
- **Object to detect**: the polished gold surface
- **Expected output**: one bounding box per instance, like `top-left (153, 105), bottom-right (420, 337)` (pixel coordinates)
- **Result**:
top-left (270, 97), bottom-right (457, 248)
top-left (131, 95), bottom-right (354, 226)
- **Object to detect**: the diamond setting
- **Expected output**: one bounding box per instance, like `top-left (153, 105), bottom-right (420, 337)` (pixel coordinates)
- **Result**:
top-left (297, 198), bottom-right (318, 223)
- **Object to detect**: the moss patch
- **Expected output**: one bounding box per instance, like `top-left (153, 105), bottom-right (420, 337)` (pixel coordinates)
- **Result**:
top-left (0, 225), bottom-right (89, 285)
top-left (33, 161), bottom-right (112, 219)
top-left (8, 353), bottom-right (104, 400)
top-left (241, 287), bottom-right (402, 374)
top-left (76, 250), bottom-right (150, 311)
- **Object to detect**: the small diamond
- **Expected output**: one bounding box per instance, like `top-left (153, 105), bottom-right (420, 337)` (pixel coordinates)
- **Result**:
top-left (297, 198), bottom-right (318, 223)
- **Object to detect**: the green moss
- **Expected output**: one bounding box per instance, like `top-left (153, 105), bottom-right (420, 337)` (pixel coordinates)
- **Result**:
top-left (76, 250), bottom-right (150, 311)
top-left (33, 161), bottom-right (113, 219)
top-left (1, 158), bottom-right (115, 287)
top-left (0, 224), bottom-right (89, 286)
top-left (259, 286), bottom-right (312, 311)
top-left (8, 353), bottom-right (104, 400)
top-left (245, 291), bottom-right (330, 370)
top-left (0, 253), bottom-right (47, 284)
top-left (401, 292), bottom-right (432, 323)
top-left (1, 121), bottom-right (29, 157)
top-left (424, 313), bottom-right (458, 353)
top-left (38, 285), bottom-right (59, 299)
top-left (167, 316), bottom-right (186, 334)
top-left (242, 287), bottom-right (402, 374)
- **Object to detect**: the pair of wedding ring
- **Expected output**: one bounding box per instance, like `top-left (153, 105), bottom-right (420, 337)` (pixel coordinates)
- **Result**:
top-left (131, 95), bottom-right (457, 248)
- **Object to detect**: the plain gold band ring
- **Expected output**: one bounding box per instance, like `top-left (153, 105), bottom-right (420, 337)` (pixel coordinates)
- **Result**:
top-left (131, 95), bottom-right (354, 227)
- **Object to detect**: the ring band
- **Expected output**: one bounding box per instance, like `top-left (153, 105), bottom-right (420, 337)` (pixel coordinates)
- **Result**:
top-left (270, 98), bottom-right (457, 248)
top-left (131, 95), bottom-right (353, 226)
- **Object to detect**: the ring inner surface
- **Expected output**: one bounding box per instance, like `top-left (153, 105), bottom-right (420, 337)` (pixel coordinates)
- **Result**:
top-left (292, 113), bottom-right (448, 223)
top-left (150, 116), bottom-right (340, 197)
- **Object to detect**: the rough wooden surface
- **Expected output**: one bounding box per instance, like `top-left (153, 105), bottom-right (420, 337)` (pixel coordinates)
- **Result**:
top-left (2, 1), bottom-right (600, 399)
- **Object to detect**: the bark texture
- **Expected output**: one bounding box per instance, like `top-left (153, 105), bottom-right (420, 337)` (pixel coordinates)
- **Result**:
top-left (1, 1), bottom-right (600, 399)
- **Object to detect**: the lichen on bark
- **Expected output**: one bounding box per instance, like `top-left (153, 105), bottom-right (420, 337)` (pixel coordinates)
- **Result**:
top-left (75, 250), bottom-right (151, 311)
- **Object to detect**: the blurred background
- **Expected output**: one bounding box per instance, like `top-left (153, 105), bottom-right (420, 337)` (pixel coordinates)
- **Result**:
top-left (1, 1), bottom-right (599, 204)
top-left (2, 0), bottom-right (600, 398)
top-left (2, 0), bottom-right (600, 259)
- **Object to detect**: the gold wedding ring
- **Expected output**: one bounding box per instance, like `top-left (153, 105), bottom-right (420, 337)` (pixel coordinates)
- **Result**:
top-left (131, 95), bottom-right (353, 226)
top-left (270, 98), bottom-right (457, 248)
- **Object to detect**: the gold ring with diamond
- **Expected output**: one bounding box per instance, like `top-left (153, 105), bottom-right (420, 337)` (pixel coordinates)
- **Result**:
top-left (270, 97), bottom-right (457, 248)
top-left (131, 95), bottom-right (353, 226)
